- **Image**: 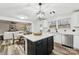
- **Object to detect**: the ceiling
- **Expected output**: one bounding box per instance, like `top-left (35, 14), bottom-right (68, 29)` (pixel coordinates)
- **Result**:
top-left (0, 3), bottom-right (79, 23)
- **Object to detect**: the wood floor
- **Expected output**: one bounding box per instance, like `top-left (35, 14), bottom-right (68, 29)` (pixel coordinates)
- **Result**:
top-left (52, 43), bottom-right (79, 55)
top-left (0, 40), bottom-right (24, 55)
top-left (0, 40), bottom-right (79, 55)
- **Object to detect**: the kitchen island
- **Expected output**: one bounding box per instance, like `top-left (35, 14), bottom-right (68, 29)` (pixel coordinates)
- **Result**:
top-left (19, 33), bottom-right (54, 55)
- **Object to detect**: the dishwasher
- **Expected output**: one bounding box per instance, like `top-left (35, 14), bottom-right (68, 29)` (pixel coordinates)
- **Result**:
top-left (62, 34), bottom-right (73, 48)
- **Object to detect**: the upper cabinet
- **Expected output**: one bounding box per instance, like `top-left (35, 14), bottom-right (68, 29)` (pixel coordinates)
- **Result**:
top-left (71, 11), bottom-right (79, 29)
top-left (58, 17), bottom-right (70, 28)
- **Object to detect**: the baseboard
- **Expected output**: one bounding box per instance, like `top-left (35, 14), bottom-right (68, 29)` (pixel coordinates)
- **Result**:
top-left (62, 44), bottom-right (73, 49)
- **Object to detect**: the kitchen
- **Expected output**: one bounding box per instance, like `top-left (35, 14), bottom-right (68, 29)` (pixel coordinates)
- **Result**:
top-left (0, 3), bottom-right (79, 55)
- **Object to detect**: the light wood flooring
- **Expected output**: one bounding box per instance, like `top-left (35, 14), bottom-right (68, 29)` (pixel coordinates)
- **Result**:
top-left (0, 40), bottom-right (79, 55)
top-left (0, 40), bottom-right (24, 55)
top-left (52, 43), bottom-right (79, 55)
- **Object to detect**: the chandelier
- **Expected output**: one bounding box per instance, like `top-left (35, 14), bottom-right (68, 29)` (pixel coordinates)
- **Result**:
top-left (36, 3), bottom-right (45, 20)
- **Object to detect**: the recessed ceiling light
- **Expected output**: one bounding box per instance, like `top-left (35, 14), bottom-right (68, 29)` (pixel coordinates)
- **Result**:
top-left (17, 15), bottom-right (28, 20)
top-left (20, 16), bottom-right (25, 19)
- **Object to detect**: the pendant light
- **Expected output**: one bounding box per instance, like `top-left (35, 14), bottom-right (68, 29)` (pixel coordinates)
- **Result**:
top-left (36, 3), bottom-right (45, 20)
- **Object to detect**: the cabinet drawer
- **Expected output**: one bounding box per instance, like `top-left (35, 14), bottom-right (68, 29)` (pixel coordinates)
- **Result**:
top-left (48, 36), bottom-right (53, 40)
top-left (48, 36), bottom-right (53, 45)
top-left (36, 40), bottom-right (42, 46)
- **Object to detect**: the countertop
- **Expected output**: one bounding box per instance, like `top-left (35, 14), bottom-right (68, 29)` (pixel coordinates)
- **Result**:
top-left (18, 32), bottom-right (55, 42)
top-left (58, 29), bottom-right (79, 36)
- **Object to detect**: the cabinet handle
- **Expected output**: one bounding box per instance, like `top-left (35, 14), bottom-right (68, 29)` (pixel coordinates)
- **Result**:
top-left (37, 41), bottom-right (41, 44)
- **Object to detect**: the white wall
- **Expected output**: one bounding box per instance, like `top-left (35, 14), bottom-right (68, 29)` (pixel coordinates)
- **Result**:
top-left (32, 20), bottom-right (41, 33)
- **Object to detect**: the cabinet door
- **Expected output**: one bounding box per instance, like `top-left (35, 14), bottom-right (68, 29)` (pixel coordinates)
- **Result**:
top-left (47, 36), bottom-right (53, 54)
top-left (36, 40), bottom-right (43, 55)
top-left (71, 12), bottom-right (79, 27)
top-left (73, 36), bottom-right (79, 49)
top-left (36, 39), bottom-right (48, 55)
top-left (54, 33), bottom-right (62, 44)
top-left (42, 38), bottom-right (48, 55)
top-left (27, 39), bottom-right (36, 55)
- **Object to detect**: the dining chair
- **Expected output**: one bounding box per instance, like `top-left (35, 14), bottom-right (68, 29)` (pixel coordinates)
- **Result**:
top-left (3, 32), bottom-right (13, 45)
top-left (13, 31), bottom-right (24, 44)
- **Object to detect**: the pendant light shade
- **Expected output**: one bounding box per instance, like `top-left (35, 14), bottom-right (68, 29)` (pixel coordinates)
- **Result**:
top-left (36, 3), bottom-right (45, 20)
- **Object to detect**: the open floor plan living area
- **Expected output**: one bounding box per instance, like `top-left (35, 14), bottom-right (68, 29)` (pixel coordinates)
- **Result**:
top-left (0, 3), bottom-right (79, 55)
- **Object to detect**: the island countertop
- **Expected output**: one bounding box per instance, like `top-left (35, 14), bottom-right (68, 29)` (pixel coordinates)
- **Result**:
top-left (18, 33), bottom-right (55, 42)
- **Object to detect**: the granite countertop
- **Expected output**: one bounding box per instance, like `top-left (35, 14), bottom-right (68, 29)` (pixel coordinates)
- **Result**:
top-left (18, 32), bottom-right (55, 42)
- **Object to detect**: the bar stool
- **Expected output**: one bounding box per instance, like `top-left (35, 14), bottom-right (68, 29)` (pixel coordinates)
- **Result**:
top-left (13, 31), bottom-right (24, 44)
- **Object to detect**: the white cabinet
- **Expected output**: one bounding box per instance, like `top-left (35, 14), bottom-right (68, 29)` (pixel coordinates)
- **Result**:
top-left (73, 36), bottom-right (79, 49)
top-left (54, 33), bottom-right (62, 44)
top-left (71, 12), bottom-right (79, 28)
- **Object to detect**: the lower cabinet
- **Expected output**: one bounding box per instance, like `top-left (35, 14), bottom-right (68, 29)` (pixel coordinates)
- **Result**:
top-left (47, 36), bottom-right (54, 54)
top-left (36, 39), bottom-right (48, 55)
top-left (27, 36), bottom-right (54, 55)
top-left (54, 33), bottom-right (62, 44)
top-left (73, 36), bottom-right (79, 49)
top-left (27, 40), bottom-right (36, 55)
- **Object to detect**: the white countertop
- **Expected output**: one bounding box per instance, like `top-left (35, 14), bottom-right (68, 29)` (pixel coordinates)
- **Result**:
top-left (18, 33), bottom-right (55, 42)
top-left (58, 29), bottom-right (79, 36)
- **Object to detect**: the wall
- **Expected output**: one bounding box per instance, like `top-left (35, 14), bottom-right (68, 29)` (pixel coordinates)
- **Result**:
top-left (16, 23), bottom-right (26, 31)
top-left (0, 22), bottom-right (9, 32)
top-left (0, 21), bottom-right (32, 33)
top-left (32, 20), bottom-right (41, 33)
top-left (0, 21), bottom-right (27, 32)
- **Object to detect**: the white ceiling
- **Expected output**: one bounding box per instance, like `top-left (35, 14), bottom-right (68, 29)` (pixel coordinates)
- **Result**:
top-left (0, 3), bottom-right (79, 23)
